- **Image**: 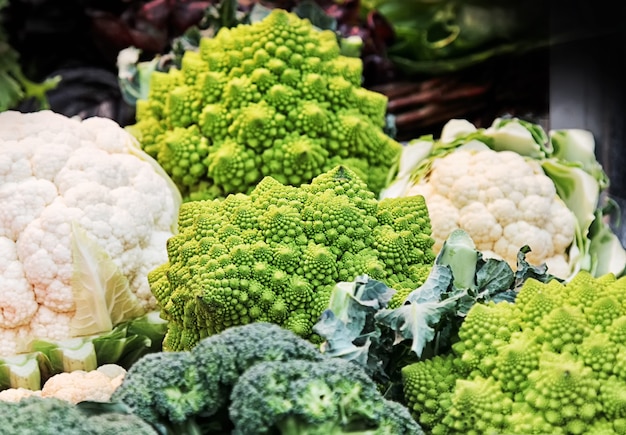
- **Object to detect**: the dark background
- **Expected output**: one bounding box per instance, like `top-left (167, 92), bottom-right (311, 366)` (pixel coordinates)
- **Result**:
top-left (549, 0), bottom-right (626, 200)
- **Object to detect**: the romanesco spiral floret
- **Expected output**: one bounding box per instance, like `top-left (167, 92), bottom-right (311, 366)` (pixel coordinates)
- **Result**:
top-left (584, 295), bottom-right (625, 332)
top-left (261, 134), bottom-right (329, 186)
top-left (525, 354), bottom-right (600, 428)
top-left (599, 376), bottom-right (626, 419)
top-left (131, 9), bottom-right (401, 201)
top-left (149, 166), bottom-right (435, 350)
top-left (580, 332), bottom-right (619, 378)
top-left (453, 301), bottom-right (519, 375)
top-left (442, 376), bottom-right (513, 435)
top-left (158, 125), bottom-right (209, 188)
top-left (535, 305), bottom-right (590, 353)
top-left (401, 354), bottom-right (461, 431)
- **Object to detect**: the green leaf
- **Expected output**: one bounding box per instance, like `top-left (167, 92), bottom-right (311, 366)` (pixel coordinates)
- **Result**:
top-left (70, 222), bottom-right (146, 336)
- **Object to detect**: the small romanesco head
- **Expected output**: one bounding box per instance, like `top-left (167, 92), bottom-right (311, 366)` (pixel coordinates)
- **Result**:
top-left (129, 9), bottom-right (402, 202)
top-left (150, 166), bottom-right (436, 351)
top-left (401, 270), bottom-right (626, 434)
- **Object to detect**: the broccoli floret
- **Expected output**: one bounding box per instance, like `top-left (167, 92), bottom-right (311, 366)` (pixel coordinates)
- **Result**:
top-left (229, 358), bottom-right (424, 435)
top-left (130, 9), bottom-right (402, 201)
top-left (150, 166), bottom-right (435, 350)
top-left (0, 396), bottom-right (157, 435)
top-left (401, 271), bottom-right (626, 433)
top-left (109, 350), bottom-right (211, 432)
top-left (191, 322), bottom-right (326, 410)
top-left (111, 322), bottom-right (325, 433)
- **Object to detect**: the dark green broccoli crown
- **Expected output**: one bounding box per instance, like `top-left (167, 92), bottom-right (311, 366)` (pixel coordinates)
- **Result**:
top-left (190, 322), bottom-right (326, 392)
top-left (130, 9), bottom-right (402, 201)
top-left (229, 357), bottom-right (422, 435)
top-left (149, 166), bottom-right (435, 350)
top-left (110, 351), bottom-right (214, 426)
top-left (0, 396), bottom-right (158, 435)
top-left (0, 397), bottom-right (88, 435)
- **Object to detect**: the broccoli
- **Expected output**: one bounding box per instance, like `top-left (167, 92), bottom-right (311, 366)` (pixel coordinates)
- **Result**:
top-left (150, 165), bottom-right (435, 350)
top-left (401, 270), bottom-right (626, 434)
top-left (128, 9), bottom-right (402, 201)
top-left (0, 396), bottom-right (157, 435)
top-left (229, 358), bottom-right (424, 435)
top-left (111, 322), bottom-right (326, 433)
top-left (108, 351), bottom-right (212, 433)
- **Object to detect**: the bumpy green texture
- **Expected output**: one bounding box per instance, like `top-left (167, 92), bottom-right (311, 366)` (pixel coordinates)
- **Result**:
top-left (111, 322), bottom-right (325, 433)
top-left (230, 358), bottom-right (424, 435)
top-left (0, 396), bottom-right (157, 435)
top-left (401, 270), bottom-right (626, 434)
top-left (129, 8), bottom-right (402, 201)
top-left (149, 166), bottom-right (435, 351)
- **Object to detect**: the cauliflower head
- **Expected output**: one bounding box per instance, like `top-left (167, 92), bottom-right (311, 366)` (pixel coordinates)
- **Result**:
top-left (129, 8), bottom-right (402, 202)
top-left (406, 147), bottom-right (576, 277)
top-left (150, 165), bottom-right (435, 351)
top-left (382, 117), bottom-right (626, 280)
top-left (0, 110), bottom-right (181, 357)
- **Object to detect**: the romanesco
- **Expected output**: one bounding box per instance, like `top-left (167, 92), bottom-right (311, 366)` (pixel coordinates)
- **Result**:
top-left (129, 9), bottom-right (402, 201)
top-left (150, 166), bottom-right (435, 350)
top-left (401, 270), bottom-right (626, 434)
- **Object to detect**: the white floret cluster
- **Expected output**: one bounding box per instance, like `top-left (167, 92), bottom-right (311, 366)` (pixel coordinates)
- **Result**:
top-left (0, 111), bottom-right (181, 356)
top-left (407, 148), bottom-right (576, 277)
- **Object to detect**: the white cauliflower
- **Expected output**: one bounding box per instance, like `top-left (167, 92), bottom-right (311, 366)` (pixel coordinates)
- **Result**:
top-left (0, 110), bottom-right (182, 357)
top-left (0, 364), bottom-right (126, 403)
top-left (406, 148), bottom-right (576, 277)
top-left (382, 117), bottom-right (626, 280)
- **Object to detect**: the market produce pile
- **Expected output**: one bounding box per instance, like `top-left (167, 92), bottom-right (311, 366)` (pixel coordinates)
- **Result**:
top-left (1, 4), bottom-right (626, 435)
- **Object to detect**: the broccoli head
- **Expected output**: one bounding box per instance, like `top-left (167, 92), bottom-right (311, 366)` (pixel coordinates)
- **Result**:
top-left (229, 357), bottom-right (424, 435)
top-left (401, 271), bottom-right (626, 434)
top-left (150, 166), bottom-right (436, 350)
top-left (111, 322), bottom-right (326, 433)
top-left (0, 396), bottom-right (157, 435)
top-left (109, 350), bottom-right (212, 432)
top-left (129, 9), bottom-right (402, 201)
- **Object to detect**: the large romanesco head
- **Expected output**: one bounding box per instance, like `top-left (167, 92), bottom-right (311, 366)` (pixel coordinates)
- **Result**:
top-left (129, 9), bottom-right (402, 202)
top-left (149, 165), bottom-right (435, 351)
top-left (401, 270), bottom-right (626, 434)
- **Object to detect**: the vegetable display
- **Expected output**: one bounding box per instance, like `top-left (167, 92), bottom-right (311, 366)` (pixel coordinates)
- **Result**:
top-left (149, 165), bottom-right (435, 351)
top-left (401, 270), bottom-right (626, 434)
top-left (382, 117), bottom-right (626, 280)
top-left (0, 110), bottom-right (179, 388)
top-left (128, 8), bottom-right (403, 201)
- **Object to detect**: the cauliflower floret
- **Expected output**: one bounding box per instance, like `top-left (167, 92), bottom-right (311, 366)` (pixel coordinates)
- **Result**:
top-left (0, 110), bottom-right (181, 357)
top-left (40, 365), bottom-right (127, 403)
top-left (407, 148), bottom-right (576, 277)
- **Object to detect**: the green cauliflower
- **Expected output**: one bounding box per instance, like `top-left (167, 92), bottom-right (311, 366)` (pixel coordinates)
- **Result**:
top-left (149, 165), bottom-right (435, 351)
top-left (401, 270), bottom-right (626, 434)
top-left (229, 357), bottom-right (424, 435)
top-left (128, 8), bottom-right (402, 201)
